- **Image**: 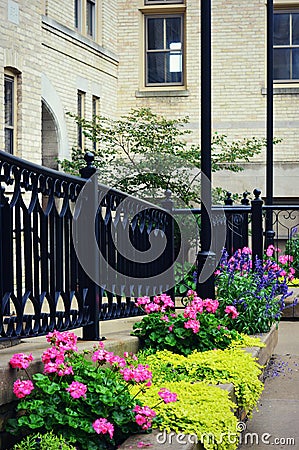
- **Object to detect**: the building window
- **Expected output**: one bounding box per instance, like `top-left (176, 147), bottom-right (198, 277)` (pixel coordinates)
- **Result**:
top-left (75, 0), bottom-right (82, 30)
top-left (145, 15), bottom-right (184, 86)
top-left (274, 10), bottom-right (299, 81)
top-left (74, 0), bottom-right (96, 39)
top-left (77, 91), bottom-right (85, 150)
top-left (4, 74), bottom-right (15, 154)
top-left (86, 0), bottom-right (95, 38)
top-left (92, 96), bottom-right (99, 151)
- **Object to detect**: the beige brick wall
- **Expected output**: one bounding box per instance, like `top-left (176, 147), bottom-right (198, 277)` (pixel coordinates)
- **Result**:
top-left (116, 0), bottom-right (299, 198)
top-left (0, 0), bottom-right (42, 163)
top-left (0, 0), bottom-right (118, 165)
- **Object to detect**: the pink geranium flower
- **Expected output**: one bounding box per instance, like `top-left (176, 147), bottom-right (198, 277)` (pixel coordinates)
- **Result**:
top-left (225, 305), bottom-right (239, 319)
top-left (184, 319), bottom-right (200, 333)
top-left (92, 418), bottom-right (114, 439)
top-left (133, 405), bottom-right (156, 430)
top-left (66, 381), bottom-right (87, 399)
top-left (13, 379), bottom-right (34, 398)
top-left (158, 388), bottom-right (177, 403)
top-left (10, 353), bottom-right (33, 370)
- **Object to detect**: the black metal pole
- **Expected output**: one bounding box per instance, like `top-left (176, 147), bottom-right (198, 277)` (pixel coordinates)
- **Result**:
top-left (196, 0), bottom-right (215, 299)
top-left (265, 0), bottom-right (275, 248)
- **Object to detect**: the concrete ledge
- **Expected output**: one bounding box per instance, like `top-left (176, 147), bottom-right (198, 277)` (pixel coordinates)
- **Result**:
top-left (282, 287), bottom-right (299, 318)
top-left (245, 323), bottom-right (279, 368)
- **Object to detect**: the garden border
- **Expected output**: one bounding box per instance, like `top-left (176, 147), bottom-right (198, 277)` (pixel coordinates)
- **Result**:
top-left (0, 324), bottom-right (278, 450)
top-left (119, 324), bottom-right (278, 450)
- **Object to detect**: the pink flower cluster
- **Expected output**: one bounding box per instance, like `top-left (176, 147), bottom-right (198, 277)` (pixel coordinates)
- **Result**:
top-left (92, 342), bottom-right (126, 368)
top-left (265, 245), bottom-right (295, 280)
top-left (120, 364), bottom-right (152, 384)
top-left (224, 305), bottom-right (239, 319)
top-left (184, 318), bottom-right (200, 334)
top-left (133, 405), bottom-right (156, 430)
top-left (13, 379), bottom-right (34, 399)
top-left (184, 291), bottom-right (219, 320)
top-left (46, 330), bottom-right (78, 352)
top-left (66, 381), bottom-right (87, 399)
top-left (10, 352), bottom-right (33, 370)
top-left (92, 418), bottom-right (114, 439)
top-left (42, 345), bottom-right (74, 376)
top-left (158, 388), bottom-right (177, 403)
top-left (135, 294), bottom-right (174, 314)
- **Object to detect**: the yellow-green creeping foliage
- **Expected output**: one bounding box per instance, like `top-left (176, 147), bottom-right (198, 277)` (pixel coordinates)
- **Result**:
top-left (230, 333), bottom-right (266, 349)
top-left (140, 348), bottom-right (264, 413)
top-left (134, 381), bottom-right (239, 450)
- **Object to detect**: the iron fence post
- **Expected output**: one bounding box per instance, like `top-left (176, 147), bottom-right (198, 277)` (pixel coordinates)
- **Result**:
top-left (197, 0), bottom-right (215, 300)
top-left (251, 189), bottom-right (264, 267)
top-left (265, 0), bottom-right (275, 250)
top-left (80, 152), bottom-right (101, 340)
top-left (161, 190), bottom-right (175, 302)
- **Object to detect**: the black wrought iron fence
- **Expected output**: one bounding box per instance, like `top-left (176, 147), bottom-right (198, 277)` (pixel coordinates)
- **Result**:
top-left (2, 149), bottom-right (299, 342)
top-left (0, 151), bottom-right (173, 341)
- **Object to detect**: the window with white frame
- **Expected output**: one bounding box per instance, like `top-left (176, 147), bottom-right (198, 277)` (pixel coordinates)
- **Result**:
top-left (145, 14), bottom-right (184, 86)
top-left (74, 0), bottom-right (96, 39)
top-left (4, 73), bottom-right (16, 154)
top-left (274, 10), bottom-right (299, 81)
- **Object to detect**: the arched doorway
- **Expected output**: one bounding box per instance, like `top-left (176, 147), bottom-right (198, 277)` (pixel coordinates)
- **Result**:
top-left (41, 101), bottom-right (59, 170)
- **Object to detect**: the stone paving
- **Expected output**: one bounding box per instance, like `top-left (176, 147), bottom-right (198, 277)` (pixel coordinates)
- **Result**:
top-left (239, 321), bottom-right (299, 449)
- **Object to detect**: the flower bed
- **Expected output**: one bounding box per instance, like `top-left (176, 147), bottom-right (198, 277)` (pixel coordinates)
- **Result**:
top-left (6, 245), bottom-right (288, 450)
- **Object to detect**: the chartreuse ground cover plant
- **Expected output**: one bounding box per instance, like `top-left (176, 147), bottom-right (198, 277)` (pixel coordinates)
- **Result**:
top-left (6, 330), bottom-right (179, 450)
top-left (215, 247), bottom-right (293, 334)
top-left (12, 430), bottom-right (76, 450)
top-left (138, 346), bottom-right (264, 414)
top-left (133, 381), bottom-right (239, 450)
top-left (132, 291), bottom-right (248, 355)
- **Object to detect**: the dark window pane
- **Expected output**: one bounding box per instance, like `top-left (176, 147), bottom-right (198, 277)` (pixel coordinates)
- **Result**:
top-left (274, 14), bottom-right (290, 45)
top-left (75, 0), bottom-right (79, 28)
top-left (148, 18), bottom-right (164, 50)
top-left (5, 129), bottom-right (13, 154)
top-left (166, 17), bottom-right (181, 48)
top-left (147, 53), bottom-right (166, 83)
top-left (86, 0), bottom-right (94, 36)
top-left (77, 92), bottom-right (83, 148)
top-left (292, 49), bottom-right (299, 79)
top-left (292, 13), bottom-right (299, 44)
top-left (4, 77), bottom-right (13, 126)
top-left (274, 48), bottom-right (290, 79)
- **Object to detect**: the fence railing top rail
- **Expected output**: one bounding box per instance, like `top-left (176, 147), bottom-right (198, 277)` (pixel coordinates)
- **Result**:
top-left (263, 204), bottom-right (299, 211)
top-left (172, 205), bottom-right (252, 215)
top-left (0, 150), bottom-right (87, 185)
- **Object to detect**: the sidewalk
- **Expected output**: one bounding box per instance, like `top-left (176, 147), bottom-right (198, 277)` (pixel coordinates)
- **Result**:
top-left (239, 321), bottom-right (299, 449)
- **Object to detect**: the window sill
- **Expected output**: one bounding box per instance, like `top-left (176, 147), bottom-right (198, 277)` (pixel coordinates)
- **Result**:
top-left (135, 89), bottom-right (189, 98)
top-left (261, 87), bottom-right (299, 95)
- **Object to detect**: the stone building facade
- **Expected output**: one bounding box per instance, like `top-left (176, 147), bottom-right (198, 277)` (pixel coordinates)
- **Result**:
top-left (1, 0), bottom-right (299, 199)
